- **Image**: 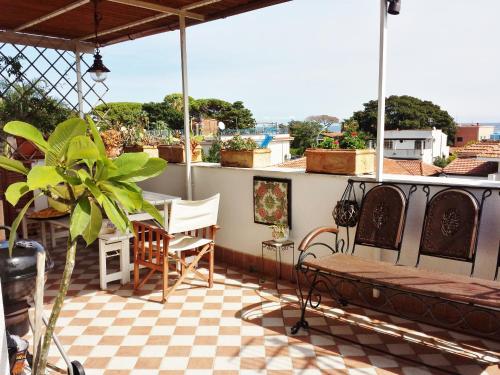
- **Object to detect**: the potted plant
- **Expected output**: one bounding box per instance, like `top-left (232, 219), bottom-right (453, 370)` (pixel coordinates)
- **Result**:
top-left (220, 134), bottom-right (271, 168)
top-left (157, 133), bottom-right (203, 163)
top-left (305, 131), bottom-right (375, 175)
top-left (270, 223), bottom-right (289, 242)
top-left (100, 129), bottom-right (123, 158)
top-left (0, 117), bottom-right (166, 374)
top-left (121, 126), bottom-right (159, 157)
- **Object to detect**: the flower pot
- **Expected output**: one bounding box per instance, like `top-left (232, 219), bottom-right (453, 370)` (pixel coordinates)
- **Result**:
top-left (271, 227), bottom-right (289, 242)
top-left (157, 144), bottom-right (202, 163)
top-left (123, 145), bottom-right (158, 157)
top-left (305, 148), bottom-right (375, 175)
top-left (220, 149), bottom-right (271, 168)
top-left (15, 137), bottom-right (44, 160)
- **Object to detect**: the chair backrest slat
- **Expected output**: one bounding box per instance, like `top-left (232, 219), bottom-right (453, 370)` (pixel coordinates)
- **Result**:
top-left (168, 194), bottom-right (220, 234)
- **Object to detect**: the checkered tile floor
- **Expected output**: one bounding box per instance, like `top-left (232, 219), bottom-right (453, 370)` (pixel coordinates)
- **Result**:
top-left (23, 242), bottom-right (500, 375)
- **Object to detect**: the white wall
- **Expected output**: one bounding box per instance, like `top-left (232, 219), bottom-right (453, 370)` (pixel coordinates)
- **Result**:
top-left (140, 164), bottom-right (499, 280)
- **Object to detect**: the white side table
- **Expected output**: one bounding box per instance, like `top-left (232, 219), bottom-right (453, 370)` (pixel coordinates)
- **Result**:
top-left (98, 231), bottom-right (134, 290)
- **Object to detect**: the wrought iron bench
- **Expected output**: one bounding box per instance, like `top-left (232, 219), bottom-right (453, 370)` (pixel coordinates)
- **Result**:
top-left (292, 180), bottom-right (500, 341)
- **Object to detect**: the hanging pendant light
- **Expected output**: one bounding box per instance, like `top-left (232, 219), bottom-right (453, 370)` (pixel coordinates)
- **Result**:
top-left (87, 0), bottom-right (110, 82)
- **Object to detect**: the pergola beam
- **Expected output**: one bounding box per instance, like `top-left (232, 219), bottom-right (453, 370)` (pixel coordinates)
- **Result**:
top-left (80, 13), bottom-right (169, 41)
top-left (182, 0), bottom-right (223, 10)
top-left (107, 0), bottom-right (205, 21)
top-left (14, 0), bottom-right (90, 32)
top-left (0, 30), bottom-right (94, 53)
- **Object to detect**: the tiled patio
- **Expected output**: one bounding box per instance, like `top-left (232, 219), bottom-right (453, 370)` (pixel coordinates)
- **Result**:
top-left (27, 242), bottom-right (500, 375)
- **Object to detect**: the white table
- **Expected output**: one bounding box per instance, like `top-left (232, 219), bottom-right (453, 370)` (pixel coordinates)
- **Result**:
top-left (21, 191), bottom-right (181, 289)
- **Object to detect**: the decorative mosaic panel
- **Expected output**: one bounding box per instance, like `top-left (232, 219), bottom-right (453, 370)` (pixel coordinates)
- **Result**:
top-left (253, 176), bottom-right (291, 228)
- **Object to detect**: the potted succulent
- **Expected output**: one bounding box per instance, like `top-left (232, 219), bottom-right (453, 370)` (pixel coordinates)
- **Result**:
top-left (306, 131), bottom-right (375, 175)
top-left (220, 134), bottom-right (271, 168)
top-left (157, 133), bottom-right (203, 163)
top-left (0, 117), bottom-right (166, 374)
top-left (270, 223), bottom-right (289, 243)
top-left (122, 126), bottom-right (159, 157)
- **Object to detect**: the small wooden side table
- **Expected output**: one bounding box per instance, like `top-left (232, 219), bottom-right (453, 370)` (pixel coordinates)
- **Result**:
top-left (261, 239), bottom-right (295, 286)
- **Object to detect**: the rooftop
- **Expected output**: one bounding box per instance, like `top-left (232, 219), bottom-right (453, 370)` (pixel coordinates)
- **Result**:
top-left (443, 158), bottom-right (499, 177)
top-left (277, 157), bottom-right (442, 176)
top-left (456, 140), bottom-right (500, 158)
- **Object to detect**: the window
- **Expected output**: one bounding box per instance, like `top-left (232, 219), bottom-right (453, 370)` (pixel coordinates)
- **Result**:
top-left (384, 140), bottom-right (393, 149)
top-left (457, 137), bottom-right (463, 142)
top-left (414, 140), bottom-right (423, 150)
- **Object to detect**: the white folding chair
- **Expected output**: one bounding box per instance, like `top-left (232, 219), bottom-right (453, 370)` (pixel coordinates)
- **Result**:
top-left (133, 194), bottom-right (220, 302)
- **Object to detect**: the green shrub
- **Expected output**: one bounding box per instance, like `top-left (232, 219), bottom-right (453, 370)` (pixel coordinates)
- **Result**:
top-left (222, 134), bottom-right (258, 151)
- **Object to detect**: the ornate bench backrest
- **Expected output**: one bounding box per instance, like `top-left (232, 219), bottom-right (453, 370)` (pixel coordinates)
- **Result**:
top-left (418, 188), bottom-right (480, 265)
top-left (354, 184), bottom-right (408, 256)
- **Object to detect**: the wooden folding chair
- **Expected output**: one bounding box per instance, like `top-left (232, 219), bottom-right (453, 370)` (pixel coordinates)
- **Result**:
top-left (133, 194), bottom-right (220, 303)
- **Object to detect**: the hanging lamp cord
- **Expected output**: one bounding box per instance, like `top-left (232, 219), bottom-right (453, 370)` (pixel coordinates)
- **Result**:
top-left (93, 0), bottom-right (103, 53)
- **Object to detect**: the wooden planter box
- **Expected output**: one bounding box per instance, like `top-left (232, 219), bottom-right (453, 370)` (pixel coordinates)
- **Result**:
top-left (305, 148), bottom-right (375, 175)
top-left (220, 149), bottom-right (271, 168)
top-left (157, 145), bottom-right (202, 163)
top-left (123, 145), bottom-right (158, 157)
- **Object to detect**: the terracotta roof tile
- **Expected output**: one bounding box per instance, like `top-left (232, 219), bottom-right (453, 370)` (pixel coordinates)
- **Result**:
top-left (276, 156), bottom-right (441, 176)
top-left (443, 159), bottom-right (498, 177)
top-left (456, 140), bottom-right (500, 158)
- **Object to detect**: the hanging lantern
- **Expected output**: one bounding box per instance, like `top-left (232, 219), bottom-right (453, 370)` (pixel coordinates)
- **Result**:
top-left (87, 0), bottom-right (110, 82)
top-left (88, 50), bottom-right (110, 82)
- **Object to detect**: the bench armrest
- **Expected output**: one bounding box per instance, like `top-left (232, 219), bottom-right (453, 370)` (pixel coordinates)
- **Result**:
top-left (299, 226), bottom-right (339, 252)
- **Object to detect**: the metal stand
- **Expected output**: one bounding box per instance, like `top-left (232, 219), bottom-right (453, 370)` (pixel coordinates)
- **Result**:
top-left (260, 240), bottom-right (294, 288)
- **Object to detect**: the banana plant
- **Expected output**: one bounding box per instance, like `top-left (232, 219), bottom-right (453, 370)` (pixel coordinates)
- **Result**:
top-left (0, 117), bottom-right (167, 374)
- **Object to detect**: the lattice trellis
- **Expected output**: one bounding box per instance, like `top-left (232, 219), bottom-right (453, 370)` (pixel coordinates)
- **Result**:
top-left (0, 38), bottom-right (108, 117)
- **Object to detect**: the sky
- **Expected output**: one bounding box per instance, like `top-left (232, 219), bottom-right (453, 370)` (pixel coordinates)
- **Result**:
top-left (101, 0), bottom-right (500, 124)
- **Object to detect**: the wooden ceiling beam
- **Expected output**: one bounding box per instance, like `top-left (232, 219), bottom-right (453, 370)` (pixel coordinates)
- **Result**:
top-left (0, 30), bottom-right (95, 53)
top-left (106, 0), bottom-right (205, 21)
top-left (79, 13), bottom-right (170, 40)
top-left (14, 0), bottom-right (90, 32)
top-left (182, 0), bottom-right (223, 10)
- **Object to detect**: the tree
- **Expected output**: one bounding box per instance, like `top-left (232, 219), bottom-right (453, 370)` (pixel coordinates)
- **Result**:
top-left (348, 95), bottom-right (457, 145)
top-left (0, 117), bottom-right (166, 374)
top-left (142, 101), bottom-right (183, 130)
top-left (93, 102), bottom-right (147, 129)
top-left (305, 115), bottom-right (339, 128)
top-left (192, 98), bottom-right (255, 129)
top-left (0, 81), bottom-right (74, 134)
top-left (289, 120), bottom-right (323, 156)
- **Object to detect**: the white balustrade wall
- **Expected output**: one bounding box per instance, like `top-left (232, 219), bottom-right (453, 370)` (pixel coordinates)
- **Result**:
top-left (139, 163), bottom-right (500, 281)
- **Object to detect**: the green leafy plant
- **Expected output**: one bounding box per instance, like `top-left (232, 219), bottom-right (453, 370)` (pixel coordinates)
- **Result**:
top-left (204, 137), bottom-right (223, 162)
top-left (270, 223), bottom-right (288, 239)
top-left (222, 134), bottom-right (258, 151)
top-left (0, 117), bottom-right (166, 374)
top-left (316, 136), bottom-right (339, 150)
top-left (316, 132), bottom-right (368, 150)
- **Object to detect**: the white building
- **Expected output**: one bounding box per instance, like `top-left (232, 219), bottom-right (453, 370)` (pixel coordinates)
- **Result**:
top-left (383, 128), bottom-right (449, 164)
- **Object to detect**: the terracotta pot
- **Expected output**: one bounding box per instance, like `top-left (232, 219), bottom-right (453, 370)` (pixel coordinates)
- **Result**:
top-left (305, 148), bottom-right (375, 175)
top-left (220, 149), bottom-right (271, 168)
top-left (122, 145), bottom-right (158, 157)
top-left (157, 145), bottom-right (202, 163)
top-left (15, 137), bottom-right (44, 160)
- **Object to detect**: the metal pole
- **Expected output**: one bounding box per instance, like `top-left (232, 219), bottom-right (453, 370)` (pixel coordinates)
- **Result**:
top-left (376, 0), bottom-right (388, 182)
top-left (75, 48), bottom-right (84, 118)
top-left (179, 14), bottom-right (192, 199)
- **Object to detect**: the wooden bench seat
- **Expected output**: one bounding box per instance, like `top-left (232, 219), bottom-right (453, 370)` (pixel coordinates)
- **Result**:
top-left (304, 253), bottom-right (500, 309)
